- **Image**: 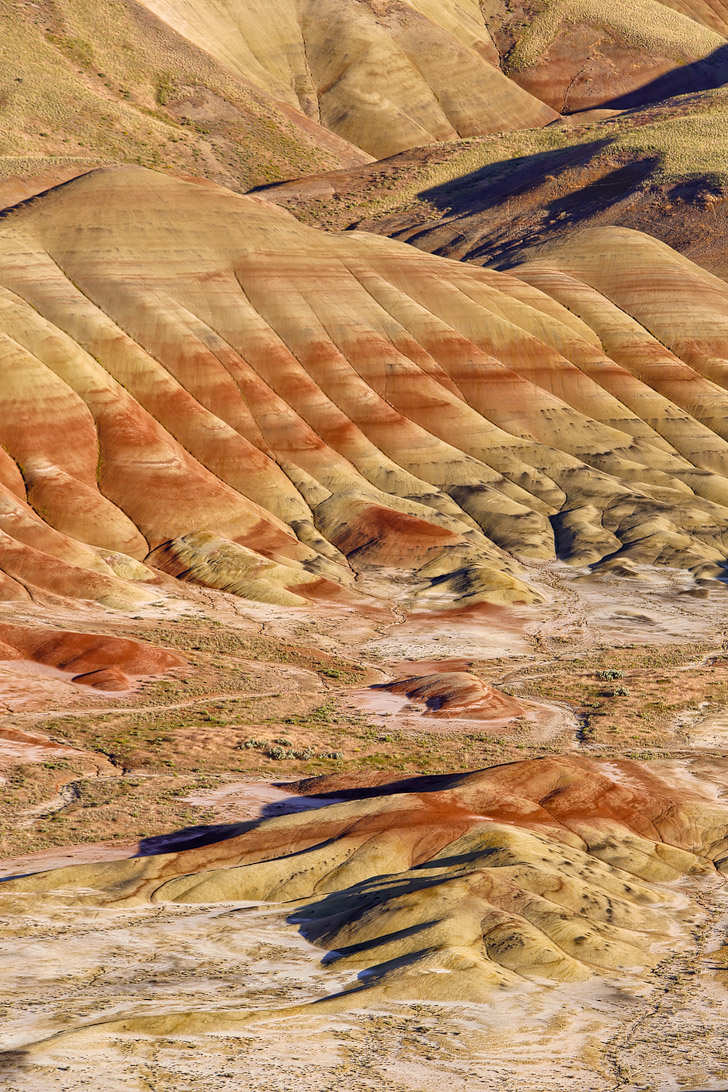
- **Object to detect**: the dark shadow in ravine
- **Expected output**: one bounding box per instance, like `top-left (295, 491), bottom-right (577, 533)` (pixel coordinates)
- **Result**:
top-left (601, 44), bottom-right (728, 110)
top-left (415, 137), bottom-right (613, 222)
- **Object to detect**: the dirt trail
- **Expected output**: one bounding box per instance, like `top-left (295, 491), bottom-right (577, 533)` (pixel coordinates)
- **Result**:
top-left (603, 879), bottom-right (728, 1090)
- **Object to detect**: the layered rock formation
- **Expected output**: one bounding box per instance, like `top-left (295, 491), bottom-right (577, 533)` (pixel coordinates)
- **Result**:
top-left (4, 756), bottom-right (727, 1018)
top-left (3, 167), bottom-right (728, 607)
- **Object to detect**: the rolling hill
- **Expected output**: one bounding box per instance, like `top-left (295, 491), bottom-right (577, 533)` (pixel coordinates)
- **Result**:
top-left (5, 754), bottom-right (727, 1018)
top-left (135, 0), bottom-right (558, 156)
top-left (2, 167), bottom-right (728, 611)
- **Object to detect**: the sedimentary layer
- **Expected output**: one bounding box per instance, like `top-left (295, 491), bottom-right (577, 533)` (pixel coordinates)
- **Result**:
top-left (3, 167), bottom-right (728, 607)
top-left (4, 756), bottom-right (727, 1016)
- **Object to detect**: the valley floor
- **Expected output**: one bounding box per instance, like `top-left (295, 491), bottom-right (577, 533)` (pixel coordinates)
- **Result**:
top-left (2, 563), bottom-right (728, 1090)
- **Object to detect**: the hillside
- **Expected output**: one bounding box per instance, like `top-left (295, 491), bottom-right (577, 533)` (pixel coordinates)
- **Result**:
top-left (264, 89), bottom-right (728, 275)
top-left (136, 0), bottom-right (558, 156)
top-left (481, 0), bottom-right (726, 113)
top-left (4, 168), bottom-right (728, 611)
top-left (0, 0), bottom-right (369, 197)
top-left (659, 0), bottom-right (728, 35)
top-left (5, 754), bottom-right (728, 1011)
top-left (5, 4), bottom-right (728, 1087)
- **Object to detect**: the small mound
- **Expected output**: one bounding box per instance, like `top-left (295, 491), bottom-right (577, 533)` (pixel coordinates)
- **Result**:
top-left (71, 667), bottom-right (132, 691)
top-left (0, 623), bottom-right (184, 685)
top-left (372, 671), bottom-right (524, 719)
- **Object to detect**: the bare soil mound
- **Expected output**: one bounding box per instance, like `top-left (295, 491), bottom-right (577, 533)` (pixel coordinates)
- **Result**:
top-left (3, 755), bottom-right (726, 1028)
top-left (371, 671), bottom-right (524, 719)
top-left (0, 623), bottom-right (183, 690)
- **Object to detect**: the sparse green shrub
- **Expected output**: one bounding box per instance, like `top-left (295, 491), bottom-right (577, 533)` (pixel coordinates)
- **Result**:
top-left (155, 73), bottom-right (177, 106)
top-left (596, 669), bottom-right (625, 680)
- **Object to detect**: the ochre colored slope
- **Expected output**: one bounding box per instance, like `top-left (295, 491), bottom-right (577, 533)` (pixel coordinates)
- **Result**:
top-left (4, 756), bottom-right (727, 1013)
top-left (137, 0), bottom-right (557, 157)
top-left (0, 0), bottom-right (368, 197)
top-left (3, 167), bottom-right (728, 607)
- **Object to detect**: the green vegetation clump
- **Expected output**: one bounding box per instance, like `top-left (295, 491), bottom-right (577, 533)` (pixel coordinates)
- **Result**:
top-left (155, 72), bottom-right (178, 106)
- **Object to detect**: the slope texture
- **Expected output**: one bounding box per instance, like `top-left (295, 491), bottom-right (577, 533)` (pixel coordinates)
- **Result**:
top-left (2, 168), bottom-right (728, 608)
top-left (137, 0), bottom-right (557, 156)
top-left (4, 756), bottom-right (727, 1016)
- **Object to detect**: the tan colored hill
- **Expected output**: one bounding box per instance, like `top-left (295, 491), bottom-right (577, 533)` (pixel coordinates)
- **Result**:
top-left (4, 167), bottom-right (728, 609)
top-left (136, 0), bottom-right (557, 157)
top-left (0, 0), bottom-right (369, 198)
top-left (4, 755), bottom-right (727, 1028)
top-left (482, 0), bottom-right (725, 113)
top-left (265, 89), bottom-right (728, 276)
top-left (659, 0), bottom-right (728, 35)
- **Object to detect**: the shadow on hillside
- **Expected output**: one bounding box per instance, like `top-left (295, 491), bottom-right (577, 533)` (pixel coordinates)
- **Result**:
top-left (602, 44), bottom-right (728, 110)
top-left (129, 770), bottom-right (478, 857)
top-left (135, 820), bottom-right (255, 856)
top-left (271, 768), bottom-right (474, 804)
top-left (413, 135), bottom-right (659, 266)
top-left (416, 137), bottom-right (611, 218)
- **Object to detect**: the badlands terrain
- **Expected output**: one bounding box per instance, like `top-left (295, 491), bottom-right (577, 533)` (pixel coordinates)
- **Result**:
top-left (6, 1), bottom-right (728, 1090)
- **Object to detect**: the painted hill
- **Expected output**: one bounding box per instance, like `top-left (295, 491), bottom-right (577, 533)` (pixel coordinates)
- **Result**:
top-left (3, 167), bottom-right (728, 608)
top-left (135, 0), bottom-right (558, 157)
top-left (0, 623), bottom-right (183, 691)
top-left (4, 755), bottom-right (727, 1026)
